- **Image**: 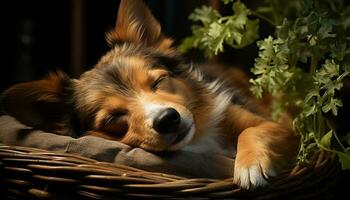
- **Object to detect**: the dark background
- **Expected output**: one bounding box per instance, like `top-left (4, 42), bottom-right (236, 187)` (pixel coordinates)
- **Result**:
top-left (0, 0), bottom-right (200, 92)
top-left (0, 0), bottom-right (266, 93)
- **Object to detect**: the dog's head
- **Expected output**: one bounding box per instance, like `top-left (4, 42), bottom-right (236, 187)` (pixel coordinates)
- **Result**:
top-left (1, 0), bottom-right (213, 152)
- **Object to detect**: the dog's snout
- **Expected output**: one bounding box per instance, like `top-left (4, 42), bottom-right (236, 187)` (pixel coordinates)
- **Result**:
top-left (153, 108), bottom-right (181, 134)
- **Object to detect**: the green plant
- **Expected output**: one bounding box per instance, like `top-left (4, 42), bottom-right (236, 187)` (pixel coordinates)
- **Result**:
top-left (180, 0), bottom-right (350, 169)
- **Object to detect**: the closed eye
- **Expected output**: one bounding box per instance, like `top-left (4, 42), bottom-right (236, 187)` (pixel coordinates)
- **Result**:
top-left (104, 109), bottom-right (128, 126)
top-left (151, 74), bottom-right (169, 90)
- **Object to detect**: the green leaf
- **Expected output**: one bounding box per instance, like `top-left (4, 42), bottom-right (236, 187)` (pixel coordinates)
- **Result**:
top-left (233, 19), bottom-right (260, 48)
top-left (322, 98), bottom-right (343, 116)
top-left (178, 36), bottom-right (196, 53)
top-left (189, 6), bottom-right (221, 25)
top-left (317, 24), bottom-right (336, 40)
top-left (231, 1), bottom-right (251, 29)
top-left (249, 79), bottom-right (263, 98)
top-left (222, 0), bottom-right (234, 5)
top-left (304, 89), bottom-right (319, 103)
top-left (345, 132), bottom-right (350, 145)
top-left (323, 60), bottom-right (339, 77)
top-left (336, 151), bottom-right (350, 170)
top-left (319, 130), bottom-right (333, 148)
top-left (180, 0), bottom-right (259, 56)
top-left (304, 104), bottom-right (317, 117)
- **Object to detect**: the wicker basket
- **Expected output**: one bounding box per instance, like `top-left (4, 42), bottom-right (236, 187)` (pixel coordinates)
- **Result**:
top-left (0, 145), bottom-right (339, 200)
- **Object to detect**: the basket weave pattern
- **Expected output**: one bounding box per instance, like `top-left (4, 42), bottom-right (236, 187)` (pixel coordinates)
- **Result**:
top-left (0, 145), bottom-right (339, 199)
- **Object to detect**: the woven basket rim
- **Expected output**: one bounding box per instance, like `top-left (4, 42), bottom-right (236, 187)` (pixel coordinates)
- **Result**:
top-left (0, 144), bottom-right (339, 199)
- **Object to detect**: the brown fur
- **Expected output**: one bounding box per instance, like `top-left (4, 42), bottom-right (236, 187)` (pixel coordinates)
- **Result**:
top-left (0, 0), bottom-right (298, 189)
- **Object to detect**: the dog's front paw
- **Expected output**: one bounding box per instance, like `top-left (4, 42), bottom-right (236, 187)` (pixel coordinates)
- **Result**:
top-left (233, 151), bottom-right (276, 190)
top-left (231, 121), bottom-right (298, 190)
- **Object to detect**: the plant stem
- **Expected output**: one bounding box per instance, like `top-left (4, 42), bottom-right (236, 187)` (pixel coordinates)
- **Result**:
top-left (267, 0), bottom-right (280, 25)
top-left (310, 55), bottom-right (319, 138)
top-left (251, 11), bottom-right (276, 26)
top-left (325, 119), bottom-right (346, 151)
top-left (310, 55), bottom-right (318, 75)
top-left (218, 16), bottom-right (231, 23)
top-left (313, 111), bottom-right (318, 138)
top-left (334, 131), bottom-right (346, 151)
top-left (317, 109), bottom-right (324, 138)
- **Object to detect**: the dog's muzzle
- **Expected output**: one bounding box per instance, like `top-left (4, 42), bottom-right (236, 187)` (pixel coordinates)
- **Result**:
top-left (153, 107), bottom-right (195, 151)
top-left (144, 103), bottom-right (195, 150)
top-left (153, 108), bottom-right (181, 134)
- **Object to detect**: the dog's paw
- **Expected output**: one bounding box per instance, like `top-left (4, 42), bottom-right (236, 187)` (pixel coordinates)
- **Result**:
top-left (233, 153), bottom-right (276, 190)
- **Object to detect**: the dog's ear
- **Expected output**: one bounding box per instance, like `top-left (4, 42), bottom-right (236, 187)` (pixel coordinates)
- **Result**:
top-left (106, 0), bottom-right (173, 49)
top-left (0, 71), bottom-right (74, 134)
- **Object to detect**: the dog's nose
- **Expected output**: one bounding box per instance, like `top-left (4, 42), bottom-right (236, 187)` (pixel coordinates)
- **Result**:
top-left (153, 108), bottom-right (181, 134)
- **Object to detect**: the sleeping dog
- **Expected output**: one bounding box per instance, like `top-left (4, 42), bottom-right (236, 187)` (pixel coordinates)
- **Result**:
top-left (0, 0), bottom-right (298, 189)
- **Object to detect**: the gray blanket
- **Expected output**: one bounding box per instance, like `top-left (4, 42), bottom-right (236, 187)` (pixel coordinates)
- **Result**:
top-left (0, 115), bottom-right (233, 178)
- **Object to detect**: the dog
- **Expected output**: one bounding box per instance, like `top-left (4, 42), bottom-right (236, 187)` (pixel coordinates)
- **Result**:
top-left (0, 0), bottom-right (298, 189)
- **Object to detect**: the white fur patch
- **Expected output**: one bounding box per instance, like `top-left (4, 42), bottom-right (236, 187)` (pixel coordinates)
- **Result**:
top-left (143, 103), bottom-right (168, 128)
top-left (196, 87), bottom-right (233, 155)
top-left (234, 164), bottom-right (275, 189)
top-left (188, 63), bottom-right (204, 82)
top-left (249, 165), bottom-right (268, 187)
top-left (184, 77), bottom-right (235, 157)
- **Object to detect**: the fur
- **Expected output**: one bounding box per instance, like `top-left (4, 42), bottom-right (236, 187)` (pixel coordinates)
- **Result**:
top-left (0, 0), bottom-right (298, 189)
